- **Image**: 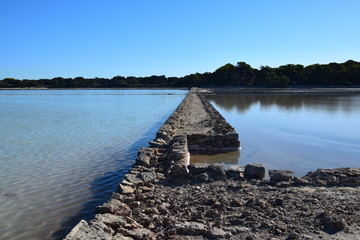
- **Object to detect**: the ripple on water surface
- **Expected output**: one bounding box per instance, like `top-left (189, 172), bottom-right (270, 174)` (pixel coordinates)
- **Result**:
top-left (0, 89), bottom-right (186, 240)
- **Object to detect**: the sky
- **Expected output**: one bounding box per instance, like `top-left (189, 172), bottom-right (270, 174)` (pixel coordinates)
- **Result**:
top-left (1, 0), bottom-right (360, 79)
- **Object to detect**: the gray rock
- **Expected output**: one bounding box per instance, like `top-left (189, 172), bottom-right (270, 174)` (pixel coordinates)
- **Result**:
top-left (118, 184), bottom-right (134, 194)
top-left (316, 179), bottom-right (327, 186)
top-left (156, 130), bottom-right (170, 141)
top-left (294, 177), bottom-right (310, 185)
top-left (269, 169), bottom-right (294, 181)
top-left (304, 168), bottom-right (360, 186)
top-left (245, 163), bottom-right (266, 179)
top-left (135, 153), bottom-right (150, 167)
top-left (125, 228), bottom-right (155, 240)
top-left (322, 215), bottom-right (347, 232)
top-left (94, 213), bottom-right (126, 228)
top-left (96, 199), bottom-right (131, 215)
top-left (340, 176), bottom-right (360, 186)
top-left (120, 179), bottom-right (135, 186)
top-left (149, 140), bottom-right (165, 148)
top-left (125, 173), bottom-right (143, 185)
top-left (208, 227), bottom-right (227, 239)
top-left (188, 163), bottom-right (210, 174)
top-left (140, 171), bottom-right (157, 183)
top-left (227, 165), bottom-right (245, 179)
top-left (157, 203), bottom-right (170, 214)
top-left (172, 134), bottom-right (187, 144)
top-left (209, 164), bottom-right (226, 180)
top-left (173, 221), bottom-right (208, 235)
top-left (64, 220), bottom-right (113, 240)
top-left (170, 162), bottom-right (189, 177)
top-left (235, 226), bottom-right (251, 233)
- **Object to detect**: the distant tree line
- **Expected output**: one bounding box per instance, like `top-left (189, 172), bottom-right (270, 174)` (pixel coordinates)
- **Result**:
top-left (1, 60), bottom-right (360, 88)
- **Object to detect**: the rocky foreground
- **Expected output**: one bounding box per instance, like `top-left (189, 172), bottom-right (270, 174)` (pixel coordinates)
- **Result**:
top-left (65, 149), bottom-right (360, 240)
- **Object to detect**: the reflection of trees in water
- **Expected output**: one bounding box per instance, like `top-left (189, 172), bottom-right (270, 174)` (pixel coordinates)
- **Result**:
top-left (191, 150), bottom-right (240, 165)
top-left (206, 94), bottom-right (360, 114)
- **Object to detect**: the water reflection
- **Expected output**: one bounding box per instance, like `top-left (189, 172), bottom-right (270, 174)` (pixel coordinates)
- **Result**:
top-left (191, 151), bottom-right (240, 165)
top-left (206, 94), bottom-right (360, 114)
top-left (199, 93), bottom-right (360, 177)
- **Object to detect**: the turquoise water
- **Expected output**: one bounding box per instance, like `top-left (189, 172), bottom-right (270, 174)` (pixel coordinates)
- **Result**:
top-left (0, 89), bottom-right (186, 240)
top-left (206, 94), bottom-right (360, 176)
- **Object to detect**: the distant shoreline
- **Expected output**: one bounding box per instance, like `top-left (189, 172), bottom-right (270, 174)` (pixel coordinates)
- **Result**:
top-left (0, 87), bottom-right (190, 90)
top-left (1, 86), bottom-right (360, 91)
top-left (200, 86), bottom-right (360, 95)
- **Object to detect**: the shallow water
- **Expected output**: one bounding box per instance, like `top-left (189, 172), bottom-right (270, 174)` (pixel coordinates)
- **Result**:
top-left (0, 89), bottom-right (186, 240)
top-left (196, 94), bottom-right (360, 176)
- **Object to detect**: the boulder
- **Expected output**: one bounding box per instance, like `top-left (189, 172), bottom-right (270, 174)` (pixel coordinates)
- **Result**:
top-left (140, 171), bottom-right (157, 183)
top-left (64, 220), bottom-right (113, 240)
top-left (209, 164), bottom-right (227, 180)
top-left (227, 165), bottom-right (245, 179)
top-left (135, 153), bottom-right (150, 167)
top-left (188, 163), bottom-right (210, 174)
top-left (304, 168), bottom-right (360, 186)
top-left (118, 184), bottom-right (134, 194)
top-left (321, 215), bottom-right (347, 232)
top-left (245, 163), bottom-right (266, 179)
top-left (170, 162), bottom-right (189, 177)
top-left (208, 227), bottom-right (227, 239)
top-left (94, 213), bottom-right (126, 228)
top-left (269, 169), bottom-right (294, 181)
top-left (125, 173), bottom-right (143, 185)
top-left (96, 199), bottom-right (131, 215)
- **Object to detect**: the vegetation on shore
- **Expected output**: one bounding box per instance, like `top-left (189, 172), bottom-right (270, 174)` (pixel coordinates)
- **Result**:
top-left (1, 60), bottom-right (360, 88)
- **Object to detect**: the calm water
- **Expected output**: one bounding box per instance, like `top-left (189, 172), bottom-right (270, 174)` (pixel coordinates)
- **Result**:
top-left (0, 89), bottom-right (186, 240)
top-left (201, 94), bottom-right (360, 176)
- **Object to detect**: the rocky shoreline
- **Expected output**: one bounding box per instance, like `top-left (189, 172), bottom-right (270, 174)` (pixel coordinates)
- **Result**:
top-left (64, 89), bottom-right (360, 240)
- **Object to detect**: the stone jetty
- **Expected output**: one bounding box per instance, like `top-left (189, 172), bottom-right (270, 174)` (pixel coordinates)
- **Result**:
top-left (65, 88), bottom-right (360, 240)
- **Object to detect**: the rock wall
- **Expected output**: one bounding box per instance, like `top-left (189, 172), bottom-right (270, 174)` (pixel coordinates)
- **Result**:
top-left (64, 88), bottom-right (243, 239)
top-left (151, 88), bottom-right (240, 154)
top-left (186, 93), bottom-right (239, 153)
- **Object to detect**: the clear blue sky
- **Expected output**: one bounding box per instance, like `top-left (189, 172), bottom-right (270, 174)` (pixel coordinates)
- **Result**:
top-left (1, 0), bottom-right (359, 79)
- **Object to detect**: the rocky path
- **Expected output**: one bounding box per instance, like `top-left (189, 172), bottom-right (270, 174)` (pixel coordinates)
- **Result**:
top-left (64, 88), bottom-right (360, 240)
top-left (174, 92), bottom-right (214, 135)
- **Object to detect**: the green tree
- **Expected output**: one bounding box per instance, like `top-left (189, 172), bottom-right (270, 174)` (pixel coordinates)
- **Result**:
top-left (276, 64), bottom-right (304, 85)
top-left (264, 70), bottom-right (289, 88)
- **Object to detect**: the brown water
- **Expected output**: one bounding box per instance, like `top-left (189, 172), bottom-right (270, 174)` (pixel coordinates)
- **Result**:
top-left (192, 94), bottom-right (360, 176)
